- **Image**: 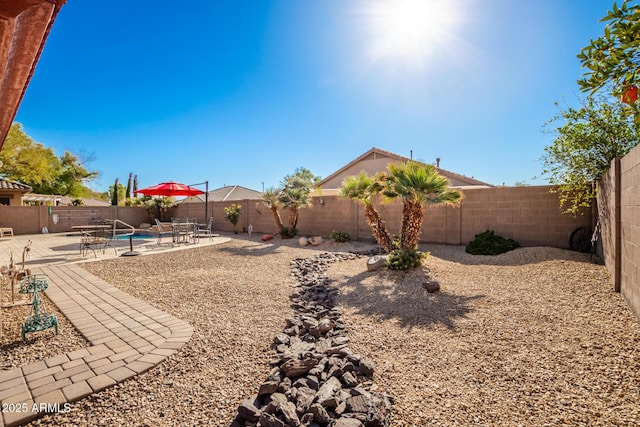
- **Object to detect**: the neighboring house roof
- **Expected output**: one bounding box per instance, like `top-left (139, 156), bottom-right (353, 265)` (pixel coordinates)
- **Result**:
top-left (0, 0), bottom-right (66, 149)
top-left (60, 196), bottom-right (111, 206)
top-left (21, 193), bottom-right (111, 206)
top-left (0, 177), bottom-right (32, 191)
top-left (318, 147), bottom-right (493, 189)
top-left (180, 185), bottom-right (262, 203)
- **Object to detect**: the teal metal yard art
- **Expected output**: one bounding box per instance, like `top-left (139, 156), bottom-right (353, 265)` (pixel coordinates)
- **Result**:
top-left (19, 274), bottom-right (58, 341)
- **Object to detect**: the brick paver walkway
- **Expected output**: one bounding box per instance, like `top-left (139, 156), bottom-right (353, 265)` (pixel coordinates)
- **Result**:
top-left (0, 234), bottom-right (216, 427)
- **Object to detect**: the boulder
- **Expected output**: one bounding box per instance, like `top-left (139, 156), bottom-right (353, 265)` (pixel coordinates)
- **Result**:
top-left (423, 280), bottom-right (440, 293)
top-left (262, 234), bottom-right (274, 241)
top-left (299, 237), bottom-right (309, 246)
top-left (366, 255), bottom-right (388, 271)
top-left (309, 236), bottom-right (324, 246)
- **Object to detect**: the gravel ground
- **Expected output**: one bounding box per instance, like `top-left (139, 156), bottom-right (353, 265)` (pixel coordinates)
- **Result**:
top-left (328, 245), bottom-right (640, 426)
top-left (1, 278), bottom-right (88, 371)
top-left (22, 236), bottom-right (375, 426)
top-left (2, 237), bottom-right (639, 426)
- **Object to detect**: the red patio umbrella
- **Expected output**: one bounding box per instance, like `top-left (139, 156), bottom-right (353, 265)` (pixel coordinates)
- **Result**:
top-left (134, 181), bottom-right (204, 197)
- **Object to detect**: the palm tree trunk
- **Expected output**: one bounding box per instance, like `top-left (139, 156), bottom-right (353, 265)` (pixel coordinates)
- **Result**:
top-left (289, 206), bottom-right (298, 230)
top-left (365, 205), bottom-right (394, 253)
top-left (400, 200), bottom-right (424, 250)
top-left (270, 206), bottom-right (285, 232)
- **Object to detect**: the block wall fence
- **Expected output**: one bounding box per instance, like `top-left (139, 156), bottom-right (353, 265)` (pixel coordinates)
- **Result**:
top-left (0, 185), bottom-right (591, 250)
top-left (171, 185), bottom-right (590, 249)
top-left (598, 142), bottom-right (640, 322)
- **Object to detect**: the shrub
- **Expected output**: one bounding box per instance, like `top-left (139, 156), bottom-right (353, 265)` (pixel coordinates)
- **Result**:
top-left (279, 226), bottom-right (297, 239)
top-left (386, 248), bottom-right (429, 270)
top-left (330, 230), bottom-right (351, 243)
top-left (224, 203), bottom-right (242, 233)
top-left (465, 230), bottom-right (520, 255)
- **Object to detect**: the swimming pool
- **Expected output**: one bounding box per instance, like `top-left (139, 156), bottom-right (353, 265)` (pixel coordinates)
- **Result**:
top-left (112, 232), bottom-right (155, 240)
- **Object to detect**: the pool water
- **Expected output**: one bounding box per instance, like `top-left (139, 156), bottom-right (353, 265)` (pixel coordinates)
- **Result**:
top-left (112, 233), bottom-right (155, 240)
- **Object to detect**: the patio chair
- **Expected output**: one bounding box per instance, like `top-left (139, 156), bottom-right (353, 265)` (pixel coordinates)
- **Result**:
top-left (80, 228), bottom-right (110, 258)
top-left (195, 217), bottom-right (215, 241)
top-left (154, 218), bottom-right (174, 245)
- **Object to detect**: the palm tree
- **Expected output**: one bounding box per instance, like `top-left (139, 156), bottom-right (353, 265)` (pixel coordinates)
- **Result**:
top-left (339, 172), bottom-right (394, 253)
top-left (279, 186), bottom-right (312, 231)
top-left (383, 161), bottom-right (461, 250)
top-left (260, 187), bottom-right (285, 234)
top-left (277, 167), bottom-right (320, 237)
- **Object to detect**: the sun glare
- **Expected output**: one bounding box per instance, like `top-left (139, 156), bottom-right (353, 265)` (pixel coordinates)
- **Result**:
top-left (367, 0), bottom-right (462, 69)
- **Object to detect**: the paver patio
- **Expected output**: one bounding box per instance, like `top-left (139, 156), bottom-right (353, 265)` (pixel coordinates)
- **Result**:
top-left (0, 233), bottom-right (228, 427)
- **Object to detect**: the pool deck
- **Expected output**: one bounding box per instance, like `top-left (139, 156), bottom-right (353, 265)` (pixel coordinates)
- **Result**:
top-left (0, 232), bottom-right (230, 427)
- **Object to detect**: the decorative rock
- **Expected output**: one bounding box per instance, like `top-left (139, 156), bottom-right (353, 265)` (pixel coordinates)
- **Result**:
top-left (262, 234), bottom-right (274, 241)
top-left (315, 376), bottom-right (342, 408)
top-left (423, 280), bottom-right (440, 293)
top-left (259, 380), bottom-right (280, 396)
top-left (332, 418), bottom-right (364, 427)
top-left (259, 413), bottom-right (286, 427)
top-left (309, 236), bottom-right (324, 246)
top-left (237, 399), bottom-right (261, 422)
top-left (294, 386), bottom-right (316, 413)
top-left (279, 401), bottom-right (301, 426)
top-left (274, 333), bottom-right (290, 345)
top-left (299, 237), bottom-right (309, 246)
top-left (270, 392), bottom-right (288, 404)
top-left (346, 395), bottom-right (369, 413)
top-left (359, 357), bottom-right (375, 377)
top-left (282, 357), bottom-right (319, 378)
top-left (309, 403), bottom-right (332, 424)
top-left (318, 318), bottom-right (334, 334)
top-left (367, 255), bottom-right (387, 271)
top-left (341, 371), bottom-right (358, 387)
top-left (232, 252), bottom-right (392, 427)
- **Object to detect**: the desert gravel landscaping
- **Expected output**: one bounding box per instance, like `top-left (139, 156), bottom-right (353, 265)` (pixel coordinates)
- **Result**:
top-left (328, 245), bottom-right (640, 426)
top-left (2, 236), bottom-right (640, 426)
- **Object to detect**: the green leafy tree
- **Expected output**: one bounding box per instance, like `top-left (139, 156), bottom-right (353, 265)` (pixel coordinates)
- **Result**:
top-left (542, 95), bottom-right (640, 214)
top-left (0, 123), bottom-right (98, 196)
top-left (125, 172), bottom-right (133, 200)
top-left (339, 172), bottom-right (394, 253)
top-left (578, 1), bottom-right (640, 102)
top-left (382, 161), bottom-right (461, 251)
top-left (111, 178), bottom-right (120, 206)
top-left (0, 123), bottom-right (59, 187)
top-left (38, 151), bottom-right (98, 197)
top-left (224, 203), bottom-right (242, 233)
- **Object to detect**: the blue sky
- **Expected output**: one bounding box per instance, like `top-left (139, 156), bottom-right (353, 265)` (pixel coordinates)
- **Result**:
top-left (15, 0), bottom-right (612, 192)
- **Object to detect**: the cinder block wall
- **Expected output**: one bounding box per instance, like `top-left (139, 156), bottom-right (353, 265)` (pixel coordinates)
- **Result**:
top-left (621, 146), bottom-right (640, 320)
top-left (597, 144), bottom-right (640, 323)
top-left (169, 185), bottom-right (591, 249)
top-left (461, 186), bottom-right (592, 248)
top-left (1, 185), bottom-right (592, 251)
top-left (597, 162), bottom-right (619, 289)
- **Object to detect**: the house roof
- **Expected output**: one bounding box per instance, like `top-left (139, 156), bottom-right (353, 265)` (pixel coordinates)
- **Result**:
top-left (0, 0), bottom-right (66, 149)
top-left (180, 185), bottom-right (262, 203)
top-left (0, 177), bottom-right (32, 192)
top-left (317, 147), bottom-right (493, 188)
